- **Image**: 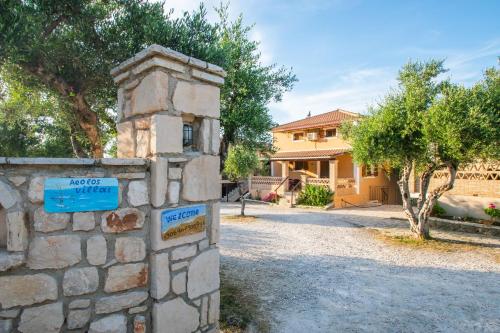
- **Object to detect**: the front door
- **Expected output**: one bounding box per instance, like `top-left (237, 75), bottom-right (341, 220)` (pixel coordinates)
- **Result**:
top-left (320, 161), bottom-right (329, 178)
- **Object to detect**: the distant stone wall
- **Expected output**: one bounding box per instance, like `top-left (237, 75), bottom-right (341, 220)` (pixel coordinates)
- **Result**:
top-left (0, 45), bottom-right (224, 333)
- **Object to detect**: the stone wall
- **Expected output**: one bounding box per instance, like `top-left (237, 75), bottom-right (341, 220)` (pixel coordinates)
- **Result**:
top-left (0, 45), bottom-right (224, 333)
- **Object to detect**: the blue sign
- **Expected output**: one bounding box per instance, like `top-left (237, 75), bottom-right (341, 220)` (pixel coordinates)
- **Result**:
top-left (44, 178), bottom-right (119, 213)
top-left (161, 204), bottom-right (206, 240)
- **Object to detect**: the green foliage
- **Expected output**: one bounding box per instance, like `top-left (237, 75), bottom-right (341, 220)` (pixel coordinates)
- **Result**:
top-left (216, 6), bottom-right (297, 157)
top-left (484, 203), bottom-right (500, 219)
top-left (223, 145), bottom-right (259, 181)
top-left (296, 185), bottom-right (333, 207)
top-left (0, 1), bottom-right (296, 158)
top-left (431, 202), bottom-right (446, 217)
top-left (345, 61), bottom-right (499, 170)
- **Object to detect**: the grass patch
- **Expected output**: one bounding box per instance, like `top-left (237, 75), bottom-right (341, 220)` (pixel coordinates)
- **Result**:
top-left (221, 215), bottom-right (259, 223)
top-left (220, 271), bottom-right (268, 333)
top-left (369, 228), bottom-right (500, 254)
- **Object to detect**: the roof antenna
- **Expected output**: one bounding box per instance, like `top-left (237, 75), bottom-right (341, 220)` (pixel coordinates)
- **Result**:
top-left (307, 111), bottom-right (311, 117)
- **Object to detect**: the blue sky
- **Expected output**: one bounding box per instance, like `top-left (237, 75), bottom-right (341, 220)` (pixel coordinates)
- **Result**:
top-left (167, 0), bottom-right (500, 124)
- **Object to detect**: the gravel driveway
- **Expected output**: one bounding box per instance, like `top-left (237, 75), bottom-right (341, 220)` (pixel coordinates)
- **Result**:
top-left (219, 203), bottom-right (500, 333)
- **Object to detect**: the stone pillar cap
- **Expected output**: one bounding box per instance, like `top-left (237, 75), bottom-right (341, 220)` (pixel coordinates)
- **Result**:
top-left (110, 44), bottom-right (226, 81)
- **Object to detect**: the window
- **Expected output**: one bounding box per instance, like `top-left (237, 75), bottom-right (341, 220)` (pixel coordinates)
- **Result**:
top-left (293, 132), bottom-right (305, 141)
top-left (325, 129), bottom-right (337, 138)
top-left (183, 124), bottom-right (193, 147)
top-left (362, 165), bottom-right (379, 177)
top-left (294, 161), bottom-right (309, 171)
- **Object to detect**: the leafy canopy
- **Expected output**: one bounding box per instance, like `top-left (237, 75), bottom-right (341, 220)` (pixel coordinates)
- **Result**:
top-left (223, 144), bottom-right (260, 181)
top-left (0, 1), bottom-right (296, 158)
top-left (345, 61), bottom-right (500, 171)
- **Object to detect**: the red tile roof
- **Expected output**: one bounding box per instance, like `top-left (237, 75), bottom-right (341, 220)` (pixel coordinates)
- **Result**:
top-left (273, 109), bottom-right (360, 132)
top-left (270, 148), bottom-right (351, 160)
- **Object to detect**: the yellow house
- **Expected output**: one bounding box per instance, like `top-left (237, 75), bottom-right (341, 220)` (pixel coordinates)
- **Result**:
top-left (250, 109), bottom-right (400, 206)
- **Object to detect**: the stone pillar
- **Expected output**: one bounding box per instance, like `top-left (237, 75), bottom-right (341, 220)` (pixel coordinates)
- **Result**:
top-left (111, 45), bottom-right (224, 333)
top-left (329, 159), bottom-right (338, 192)
top-left (354, 163), bottom-right (361, 194)
top-left (317, 161), bottom-right (321, 178)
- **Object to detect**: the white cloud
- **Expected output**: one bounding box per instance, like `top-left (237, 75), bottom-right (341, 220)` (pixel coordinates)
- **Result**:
top-left (269, 66), bottom-right (397, 124)
top-left (270, 40), bottom-right (499, 125)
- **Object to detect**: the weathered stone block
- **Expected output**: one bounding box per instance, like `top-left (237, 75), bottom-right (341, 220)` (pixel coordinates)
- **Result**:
top-left (198, 239), bottom-right (209, 251)
top-left (131, 71), bottom-right (169, 115)
top-left (63, 267), bottom-right (99, 296)
top-left (171, 261), bottom-right (189, 271)
top-left (129, 305), bottom-right (148, 314)
top-left (198, 118), bottom-right (211, 154)
top-left (6, 211), bottom-right (28, 251)
top-left (211, 119), bottom-right (221, 155)
top-left (134, 117), bottom-right (151, 130)
top-left (0, 274), bottom-right (57, 309)
top-left (95, 291), bottom-right (148, 314)
top-left (8, 176), bottom-right (26, 187)
top-left (167, 181), bottom-right (180, 204)
top-left (151, 209), bottom-right (205, 251)
top-left (28, 176), bottom-right (45, 203)
top-left (28, 235), bottom-right (81, 269)
top-left (150, 114), bottom-right (183, 154)
top-left (128, 180), bottom-right (149, 207)
top-left (187, 249), bottom-right (220, 299)
top-left (89, 314), bottom-right (127, 333)
top-left (151, 157), bottom-right (168, 207)
top-left (173, 81), bottom-right (220, 118)
top-left (0, 309), bottom-right (20, 318)
top-left (104, 263), bottom-right (148, 293)
top-left (67, 308), bottom-right (91, 329)
top-left (150, 252), bottom-right (169, 300)
top-left (201, 296), bottom-right (208, 327)
top-left (168, 167), bottom-right (182, 180)
top-left (87, 235), bottom-right (107, 265)
top-left (0, 252), bottom-right (25, 272)
top-left (117, 121), bottom-right (135, 158)
top-left (0, 319), bottom-right (12, 333)
top-left (182, 156), bottom-right (220, 201)
top-left (153, 298), bottom-right (199, 333)
top-left (18, 302), bottom-right (63, 333)
top-left (172, 271), bottom-right (187, 295)
top-left (34, 207), bottom-right (70, 232)
top-left (210, 202), bottom-right (220, 245)
top-left (192, 69), bottom-right (225, 86)
top-left (115, 237), bottom-right (146, 263)
top-left (0, 181), bottom-right (16, 209)
top-left (73, 212), bottom-right (96, 231)
top-left (69, 299), bottom-right (91, 309)
top-left (101, 208), bottom-right (145, 233)
top-left (136, 129), bottom-right (150, 158)
top-left (208, 290), bottom-right (220, 324)
top-left (171, 244), bottom-right (197, 260)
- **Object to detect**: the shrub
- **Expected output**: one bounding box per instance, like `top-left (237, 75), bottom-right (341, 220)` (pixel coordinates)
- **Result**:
top-left (484, 203), bottom-right (500, 219)
top-left (431, 202), bottom-right (446, 217)
top-left (296, 185), bottom-right (334, 207)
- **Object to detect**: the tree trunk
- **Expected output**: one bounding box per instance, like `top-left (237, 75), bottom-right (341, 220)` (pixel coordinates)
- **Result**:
top-left (73, 93), bottom-right (103, 158)
top-left (24, 63), bottom-right (103, 158)
top-left (397, 162), bottom-right (419, 233)
top-left (237, 181), bottom-right (245, 216)
top-left (414, 163), bottom-right (457, 240)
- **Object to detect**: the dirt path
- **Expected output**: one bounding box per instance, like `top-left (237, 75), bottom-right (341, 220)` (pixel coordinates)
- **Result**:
top-left (219, 203), bottom-right (500, 333)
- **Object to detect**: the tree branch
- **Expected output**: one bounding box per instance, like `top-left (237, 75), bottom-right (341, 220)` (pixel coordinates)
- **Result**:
top-left (43, 15), bottom-right (67, 38)
top-left (398, 161), bottom-right (418, 230)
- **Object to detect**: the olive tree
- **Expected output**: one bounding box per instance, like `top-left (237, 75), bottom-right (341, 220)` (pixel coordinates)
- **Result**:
top-left (223, 145), bottom-right (259, 216)
top-left (345, 61), bottom-right (499, 239)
